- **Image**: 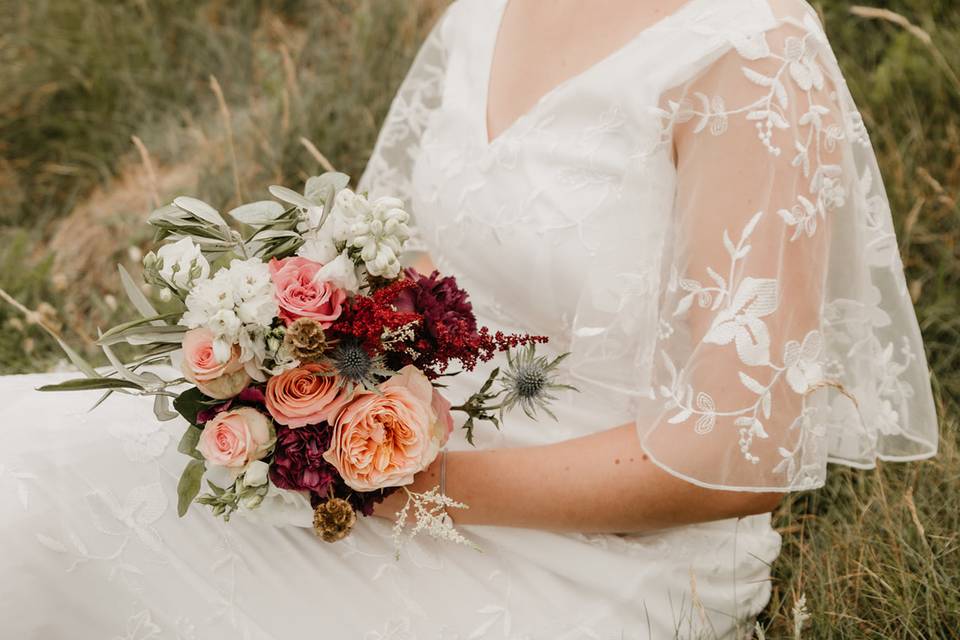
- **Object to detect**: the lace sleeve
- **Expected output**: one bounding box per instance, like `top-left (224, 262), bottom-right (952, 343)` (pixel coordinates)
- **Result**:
top-left (357, 6), bottom-right (451, 253)
top-left (640, 4), bottom-right (938, 492)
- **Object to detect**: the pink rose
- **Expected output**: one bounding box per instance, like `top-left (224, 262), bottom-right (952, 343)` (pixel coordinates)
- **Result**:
top-left (265, 363), bottom-right (350, 428)
top-left (180, 327), bottom-right (252, 400)
top-left (197, 407), bottom-right (275, 468)
top-left (323, 365), bottom-right (446, 491)
top-left (269, 256), bottom-right (346, 327)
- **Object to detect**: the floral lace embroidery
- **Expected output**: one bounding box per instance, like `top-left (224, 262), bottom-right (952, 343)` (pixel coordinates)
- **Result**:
top-left (651, 10), bottom-right (931, 489)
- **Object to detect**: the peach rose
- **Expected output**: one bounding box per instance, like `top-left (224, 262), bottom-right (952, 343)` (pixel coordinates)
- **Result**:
top-left (269, 256), bottom-right (346, 327)
top-left (323, 365), bottom-right (447, 491)
top-left (265, 363), bottom-right (350, 428)
top-left (180, 327), bottom-right (252, 399)
top-left (431, 387), bottom-right (455, 447)
top-left (197, 407), bottom-right (275, 469)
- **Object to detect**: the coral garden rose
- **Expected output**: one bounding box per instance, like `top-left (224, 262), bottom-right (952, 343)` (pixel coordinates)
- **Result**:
top-left (269, 256), bottom-right (346, 327)
top-left (430, 387), bottom-right (455, 445)
top-left (265, 363), bottom-right (349, 428)
top-left (180, 327), bottom-right (252, 399)
top-left (323, 365), bottom-right (450, 491)
top-left (197, 407), bottom-right (275, 469)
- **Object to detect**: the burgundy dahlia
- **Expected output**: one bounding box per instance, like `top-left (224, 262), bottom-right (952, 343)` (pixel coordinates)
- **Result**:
top-left (269, 424), bottom-right (337, 496)
top-left (396, 268), bottom-right (477, 341)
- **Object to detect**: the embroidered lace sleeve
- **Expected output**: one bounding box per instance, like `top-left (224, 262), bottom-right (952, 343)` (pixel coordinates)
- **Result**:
top-left (357, 6), bottom-right (451, 253)
top-left (639, 3), bottom-right (938, 491)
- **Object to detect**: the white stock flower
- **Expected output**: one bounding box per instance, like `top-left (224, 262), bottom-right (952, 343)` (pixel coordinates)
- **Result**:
top-left (242, 460), bottom-right (270, 487)
top-left (228, 257), bottom-right (273, 300)
top-left (181, 258), bottom-right (278, 371)
top-left (235, 483), bottom-right (314, 528)
top-left (333, 189), bottom-right (411, 279)
top-left (155, 237), bottom-right (210, 291)
top-left (316, 250), bottom-right (361, 294)
top-left (297, 231), bottom-right (340, 264)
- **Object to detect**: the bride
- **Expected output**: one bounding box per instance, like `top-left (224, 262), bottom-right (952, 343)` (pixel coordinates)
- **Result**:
top-left (0, 0), bottom-right (939, 637)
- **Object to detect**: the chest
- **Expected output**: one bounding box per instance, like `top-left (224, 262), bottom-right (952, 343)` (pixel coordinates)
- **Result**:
top-left (485, 0), bottom-right (695, 144)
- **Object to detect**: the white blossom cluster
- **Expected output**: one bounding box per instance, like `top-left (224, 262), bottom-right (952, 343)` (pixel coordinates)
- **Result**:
top-left (391, 487), bottom-right (476, 559)
top-left (145, 237), bottom-right (210, 298)
top-left (295, 188), bottom-right (412, 280)
top-left (180, 257), bottom-right (278, 374)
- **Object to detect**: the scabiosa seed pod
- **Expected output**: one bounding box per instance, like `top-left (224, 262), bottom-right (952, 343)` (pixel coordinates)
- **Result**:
top-left (313, 497), bottom-right (357, 543)
top-left (283, 318), bottom-right (330, 363)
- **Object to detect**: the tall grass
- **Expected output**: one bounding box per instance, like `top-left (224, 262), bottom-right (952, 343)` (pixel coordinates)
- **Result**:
top-left (0, 0), bottom-right (957, 636)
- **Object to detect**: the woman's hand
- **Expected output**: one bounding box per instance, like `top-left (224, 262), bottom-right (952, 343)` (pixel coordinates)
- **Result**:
top-left (373, 423), bottom-right (782, 533)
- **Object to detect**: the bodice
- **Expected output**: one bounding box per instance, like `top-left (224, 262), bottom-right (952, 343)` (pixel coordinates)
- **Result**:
top-left (409, 0), bottom-right (687, 384)
top-left (360, 0), bottom-right (939, 492)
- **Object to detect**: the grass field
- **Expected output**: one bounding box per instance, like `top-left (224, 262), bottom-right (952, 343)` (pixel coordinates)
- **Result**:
top-left (1, 1), bottom-right (957, 636)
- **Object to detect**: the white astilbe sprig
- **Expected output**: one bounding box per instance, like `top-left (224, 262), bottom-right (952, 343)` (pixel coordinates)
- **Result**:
top-left (391, 486), bottom-right (477, 559)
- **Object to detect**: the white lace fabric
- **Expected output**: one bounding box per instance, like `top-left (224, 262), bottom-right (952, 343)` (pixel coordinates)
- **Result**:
top-left (0, 0), bottom-right (938, 636)
top-left (361, 0), bottom-right (938, 493)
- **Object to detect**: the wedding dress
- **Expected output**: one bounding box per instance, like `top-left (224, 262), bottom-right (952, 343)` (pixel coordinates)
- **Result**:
top-left (0, 0), bottom-right (938, 637)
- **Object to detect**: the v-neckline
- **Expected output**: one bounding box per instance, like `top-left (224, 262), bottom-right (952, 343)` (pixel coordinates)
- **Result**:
top-left (481, 0), bottom-right (698, 147)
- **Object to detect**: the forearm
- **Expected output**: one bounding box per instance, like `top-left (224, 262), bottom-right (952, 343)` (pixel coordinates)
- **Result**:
top-left (378, 423), bottom-right (782, 533)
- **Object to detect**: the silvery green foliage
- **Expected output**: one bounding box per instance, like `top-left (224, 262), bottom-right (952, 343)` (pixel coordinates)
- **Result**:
top-left (36, 171), bottom-right (363, 422)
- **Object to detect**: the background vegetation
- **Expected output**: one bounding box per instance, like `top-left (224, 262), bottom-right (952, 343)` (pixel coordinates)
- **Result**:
top-left (0, 0), bottom-right (956, 636)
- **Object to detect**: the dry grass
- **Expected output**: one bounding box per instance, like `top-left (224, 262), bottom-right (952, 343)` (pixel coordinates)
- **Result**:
top-left (0, 0), bottom-right (956, 636)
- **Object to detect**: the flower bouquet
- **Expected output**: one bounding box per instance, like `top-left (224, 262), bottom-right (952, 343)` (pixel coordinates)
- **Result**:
top-left (39, 171), bottom-right (571, 550)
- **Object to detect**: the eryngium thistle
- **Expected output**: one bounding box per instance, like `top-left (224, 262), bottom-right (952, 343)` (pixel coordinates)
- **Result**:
top-left (313, 497), bottom-right (357, 543)
top-left (500, 344), bottom-right (576, 421)
top-left (283, 318), bottom-right (330, 363)
top-left (329, 340), bottom-right (391, 391)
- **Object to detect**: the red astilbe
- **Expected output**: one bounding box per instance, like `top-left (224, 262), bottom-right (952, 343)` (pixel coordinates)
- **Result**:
top-left (327, 279), bottom-right (422, 356)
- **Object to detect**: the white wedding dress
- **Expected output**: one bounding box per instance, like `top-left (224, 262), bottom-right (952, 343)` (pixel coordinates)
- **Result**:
top-left (0, 0), bottom-right (938, 638)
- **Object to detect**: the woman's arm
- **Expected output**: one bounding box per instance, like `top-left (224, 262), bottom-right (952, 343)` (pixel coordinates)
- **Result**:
top-left (374, 423), bottom-right (782, 532)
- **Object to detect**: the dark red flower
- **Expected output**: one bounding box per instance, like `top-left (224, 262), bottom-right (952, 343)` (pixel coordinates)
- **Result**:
top-left (395, 269), bottom-right (477, 341)
top-left (327, 279), bottom-right (422, 356)
top-left (269, 424), bottom-right (337, 496)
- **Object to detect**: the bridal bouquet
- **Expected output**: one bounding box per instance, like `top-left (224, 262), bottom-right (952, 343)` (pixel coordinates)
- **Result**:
top-left (40, 171), bottom-right (571, 549)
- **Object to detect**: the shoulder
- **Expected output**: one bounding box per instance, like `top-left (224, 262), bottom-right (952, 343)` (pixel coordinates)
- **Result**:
top-left (661, 0), bottom-right (838, 84)
top-left (673, 0), bottom-right (825, 44)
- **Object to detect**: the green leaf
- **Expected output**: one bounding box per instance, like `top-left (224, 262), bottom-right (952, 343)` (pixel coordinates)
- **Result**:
top-left (54, 337), bottom-right (100, 379)
top-left (228, 200), bottom-right (286, 226)
top-left (304, 172), bottom-right (350, 201)
top-left (38, 377), bottom-right (144, 392)
top-left (99, 339), bottom-right (153, 386)
top-left (254, 236), bottom-right (304, 261)
top-left (147, 204), bottom-right (185, 227)
top-left (118, 264), bottom-right (162, 324)
top-left (173, 196), bottom-right (228, 229)
top-left (88, 390), bottom-right (114, 412)
top-left (176, 459), bottom-right (205, 517)
top-left (206, 480), bottom-right (226, 497)
top-left (153, 394), bottom-right (179, 422)
top-left (268, 185), bottom-right (312, 209)
top-left (97, 323), bottom-right (186, 346)
top-left (316, 184), bottom-right (337, 229)
top-left (177, 425), bottom-right (204, 460)
top-left (173, 387), bottom-right (218, 425)
top-left (98, 313), bottom-right (180, 341)
top-left (250, 229), bottom-right (300, 241)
